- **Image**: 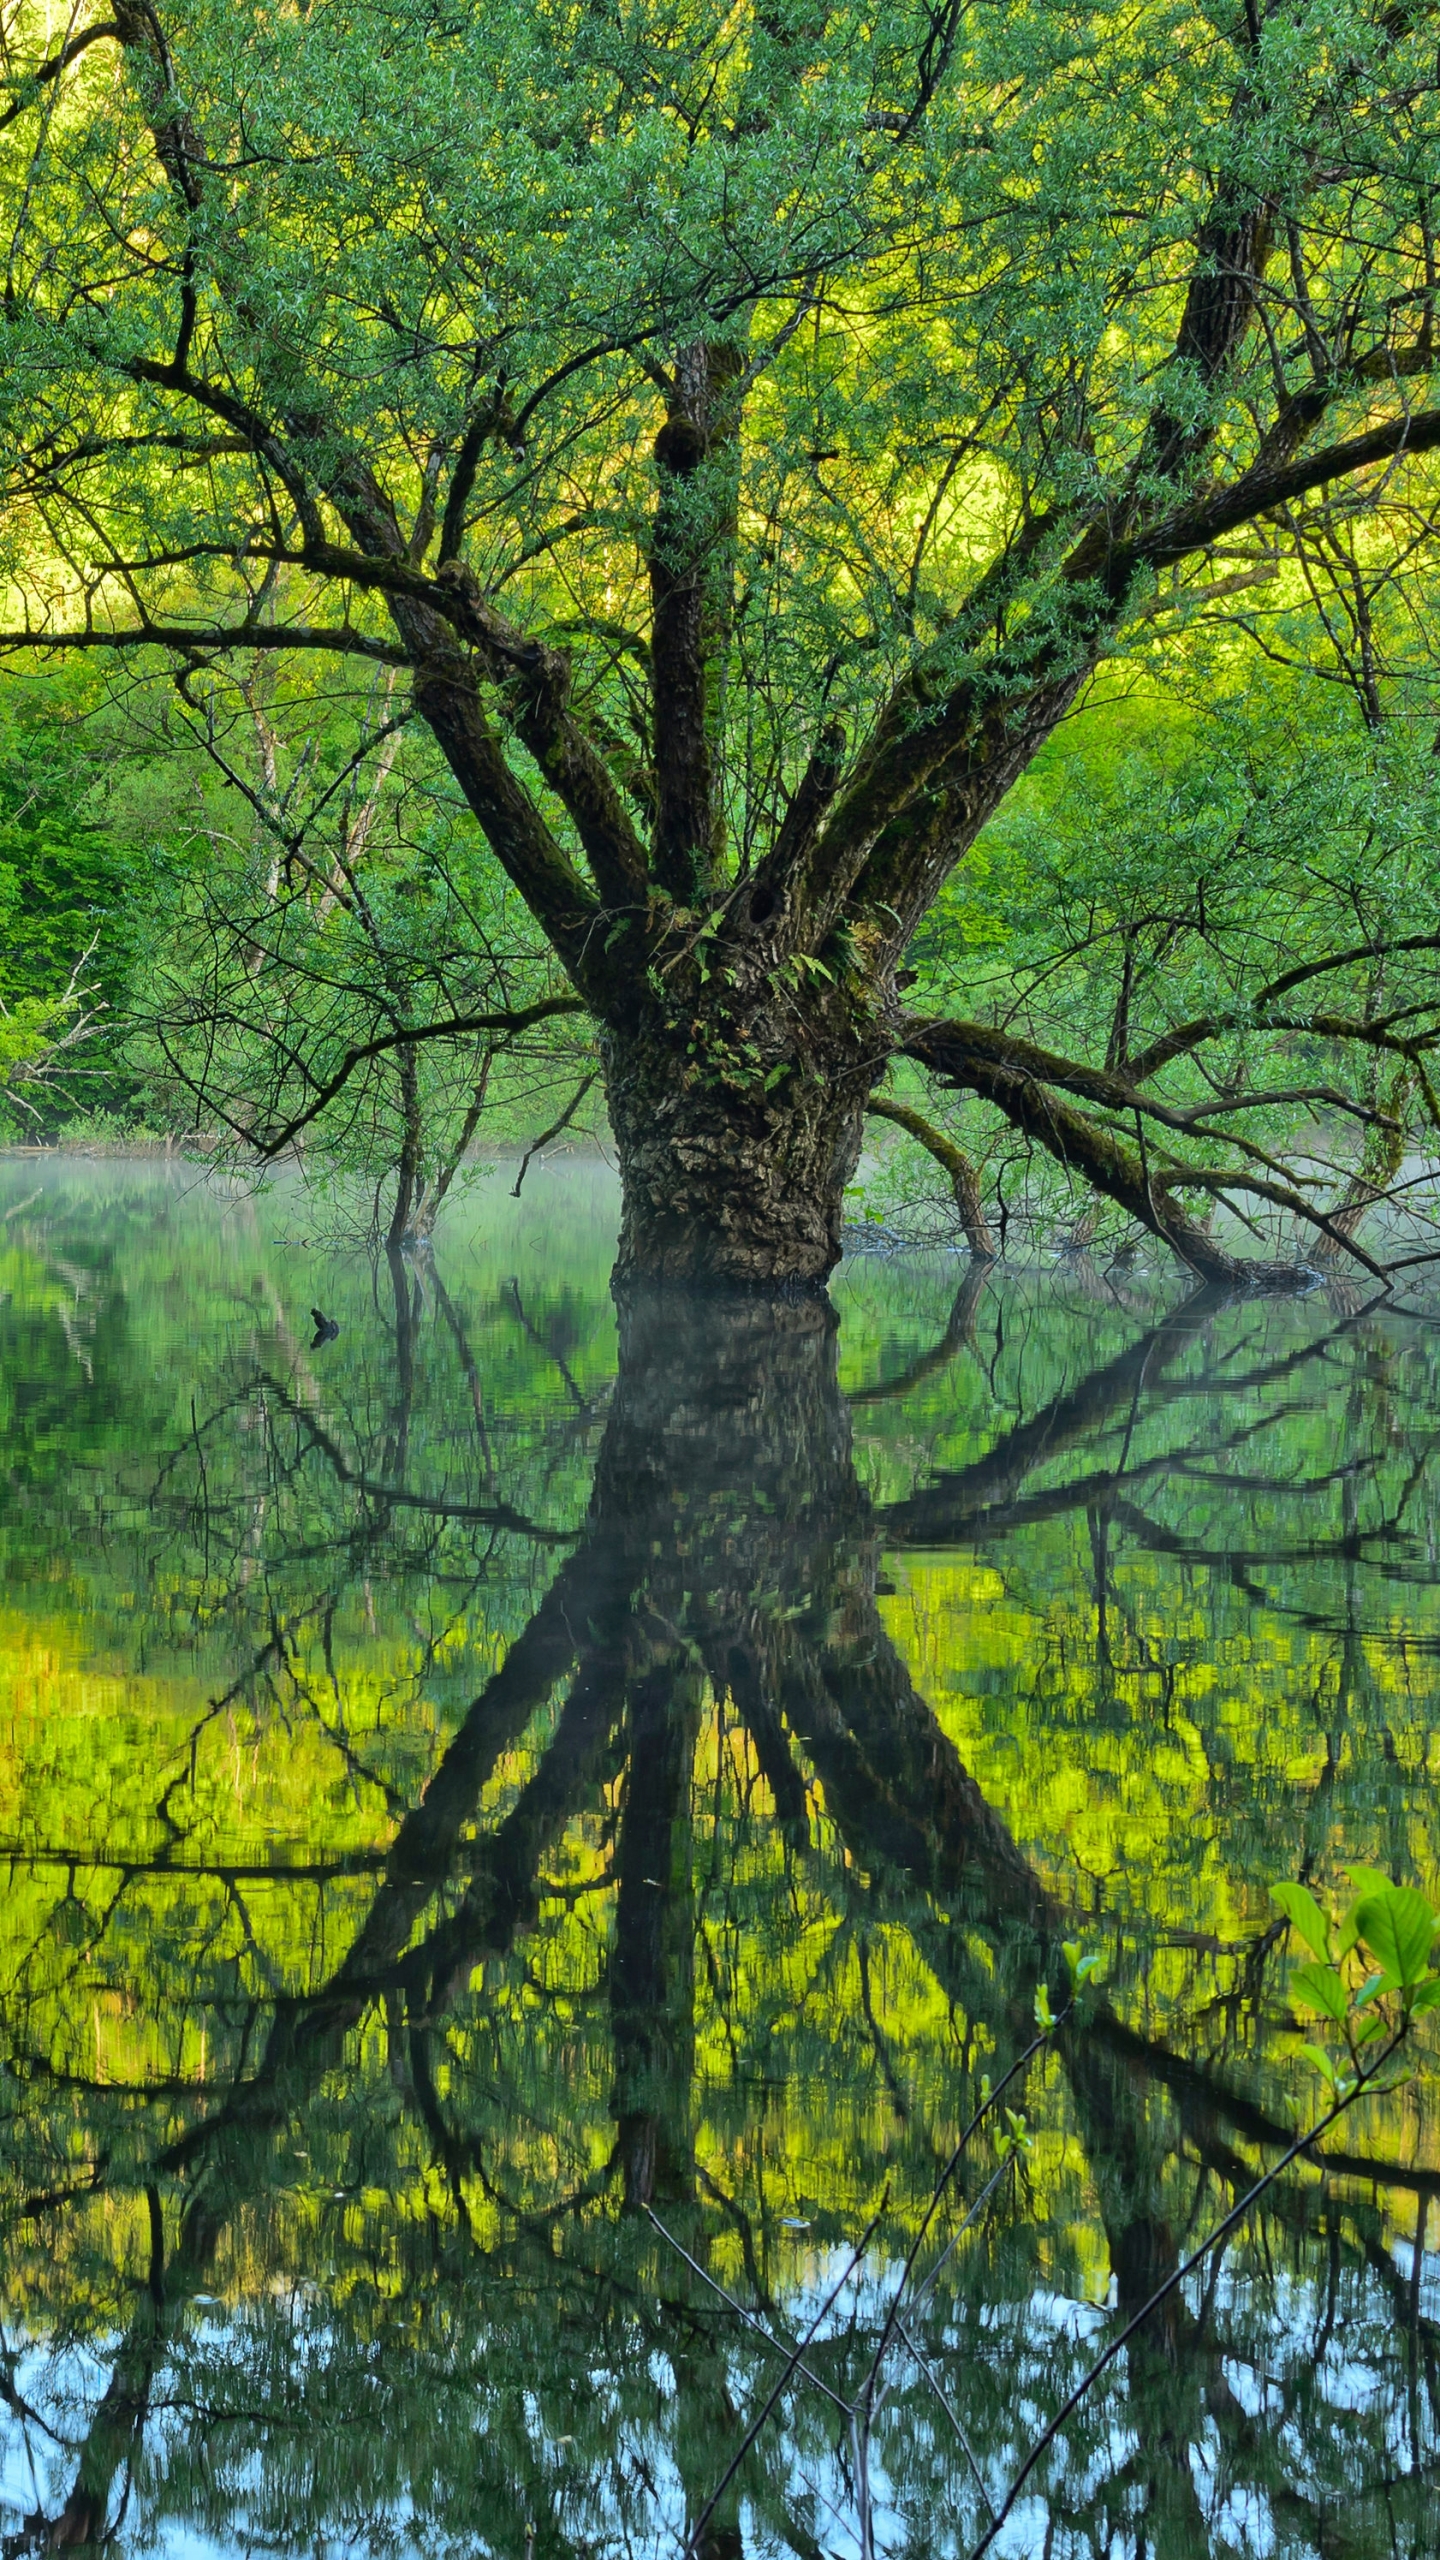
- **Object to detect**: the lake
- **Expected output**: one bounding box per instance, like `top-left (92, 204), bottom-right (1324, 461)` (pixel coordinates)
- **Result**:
top-left (0, 1154), bottom-right (1435, 2559)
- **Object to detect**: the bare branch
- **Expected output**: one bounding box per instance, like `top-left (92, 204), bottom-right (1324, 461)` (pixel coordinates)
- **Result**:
top-left (221, 998), bottom-right (588, 1157)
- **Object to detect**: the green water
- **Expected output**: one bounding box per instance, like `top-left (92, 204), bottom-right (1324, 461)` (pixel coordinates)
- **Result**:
top-left (0, 1155), bottom-right (1437, 2559)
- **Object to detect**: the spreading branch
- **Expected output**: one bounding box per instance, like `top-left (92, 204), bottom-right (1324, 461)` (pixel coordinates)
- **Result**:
top-left (210, 998), bottom-right (587, 1156)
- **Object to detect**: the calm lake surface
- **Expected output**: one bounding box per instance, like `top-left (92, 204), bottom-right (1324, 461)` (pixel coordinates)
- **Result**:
top-left (0, 1155), bottom-right (1437, 2559)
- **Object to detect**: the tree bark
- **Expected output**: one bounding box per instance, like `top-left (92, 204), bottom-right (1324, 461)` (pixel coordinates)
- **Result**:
top-left (601, 1008), bottom-right (875, 1289)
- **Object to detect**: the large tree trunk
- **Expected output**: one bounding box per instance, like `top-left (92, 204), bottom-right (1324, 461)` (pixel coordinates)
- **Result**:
top-left (601, 1011), bottom-right (874, 1288)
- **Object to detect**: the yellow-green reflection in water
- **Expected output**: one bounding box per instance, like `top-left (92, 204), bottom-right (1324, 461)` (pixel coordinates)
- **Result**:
top-left (0, 1156), bottom-right (1435, 2559)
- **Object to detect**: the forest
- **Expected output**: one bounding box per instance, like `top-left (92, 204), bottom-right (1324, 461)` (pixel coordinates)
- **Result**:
top-left (2, 0), bottom-right (1440, 1283)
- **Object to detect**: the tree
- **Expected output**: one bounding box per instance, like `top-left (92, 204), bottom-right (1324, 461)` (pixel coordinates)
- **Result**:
top-left (5, 0), bottom-right (1440, 1281)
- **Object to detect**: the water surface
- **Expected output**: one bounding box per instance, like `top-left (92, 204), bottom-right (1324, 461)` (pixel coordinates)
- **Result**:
top-left (0, 1157), bottom-right (1436, 2559)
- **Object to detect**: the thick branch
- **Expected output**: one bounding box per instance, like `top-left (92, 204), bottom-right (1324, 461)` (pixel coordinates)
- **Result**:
top-left (404, 651), bottom-right (602, 981)
top-left (647, 346), bottom-right (743, 905)
top-left (1160, 1164), bottom-right (1387, 1278)
top-left (866, 1094), bottom-right (996, 1258)
top-left (433, 561), bottom-right (649, 909)
top-left (0, 620), bottom-right (408, 663)
top-left (746, 718), bottom-right (846, 928)
top-left (903, 1015), bottom-right (1317, 1179)
top-left (904, 1018), bottom-right (1396, 1278)
top-left (1138, 403), bottom-right (1440, 570)
top-left (904, 1023), bottom-right (1242, 1280)
top-left (799, 402), bottom-right (1440, 954)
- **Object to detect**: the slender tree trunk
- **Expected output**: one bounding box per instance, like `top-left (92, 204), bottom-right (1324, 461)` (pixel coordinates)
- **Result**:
top-left (386, 1039), bottom-right (423, 1250)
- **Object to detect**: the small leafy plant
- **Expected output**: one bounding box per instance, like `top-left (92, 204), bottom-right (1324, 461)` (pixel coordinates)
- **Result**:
top-left (1272, 1870), bottom-right (1440, 2095)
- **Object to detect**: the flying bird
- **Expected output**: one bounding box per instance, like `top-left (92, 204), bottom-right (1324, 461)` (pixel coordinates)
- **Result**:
top-left (310, 1308), bottom-right (340, 1347)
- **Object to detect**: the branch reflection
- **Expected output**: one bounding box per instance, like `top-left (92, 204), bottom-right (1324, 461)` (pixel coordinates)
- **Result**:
top-left (0, 1193), bottom-right (1436, 2557)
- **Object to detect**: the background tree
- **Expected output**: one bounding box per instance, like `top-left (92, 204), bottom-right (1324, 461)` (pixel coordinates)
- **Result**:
top-left (6, 0), bottom-right (1440, 1279)
top-left (136, 650), bottom-right (593, 1240)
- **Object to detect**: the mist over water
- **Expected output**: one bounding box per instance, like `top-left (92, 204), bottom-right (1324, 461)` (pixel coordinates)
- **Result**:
top-left (0, 1155), bottom-right (1436, 2559)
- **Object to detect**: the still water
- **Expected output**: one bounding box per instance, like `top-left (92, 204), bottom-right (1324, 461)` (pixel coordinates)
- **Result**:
top-left (0, 1156), bottom-right (1437, 2559)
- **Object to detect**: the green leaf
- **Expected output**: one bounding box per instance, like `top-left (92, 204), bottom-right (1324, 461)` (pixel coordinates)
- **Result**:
top-left (1408, 1978), bottom-right (1440, 2015)
top-left (1033, 1985), bottom-right (1055, 2032)
top-left (1354, 1886), bottom-right (1437, 1988)
top-left (1271, 1882), bottom-right (1330, 1962)
top-left (1353, 1968), bottom-right (1400, 2008)
top-left (1301, 2044), bottom-right (1339, 2087)
top-left (1339, 1869), bottom-right (1394, 1956)
top-left (1290, 1961), bottom-right (1348, 2023)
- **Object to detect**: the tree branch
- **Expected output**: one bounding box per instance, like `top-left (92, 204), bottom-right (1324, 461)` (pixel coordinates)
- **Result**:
top-left (903, 1017), bottom-right (1398, 1278)
top-left (1125, 930), bottom-right (1440, 1080)
top-left (219, 998), bottom-right (587, 1156)
top-left (0, 620), bottom-right (409, 663)
top-left (902, 1023), bottom-right (1244, 1281)
top-left (866, 1094), bottom-right (995, 1258)
top-left (104, 0), bottom-right (627, 971)
top-left (0, 20), bottom-right (123, 131)
top-left (800, 402), bottom-right (1440, 953)
top-left (433, 561), bottom-right (650, 909)
top-left (646, 346), bottom-right (743, 905)
top-left (1137, 403), bottom-right (1440, 572)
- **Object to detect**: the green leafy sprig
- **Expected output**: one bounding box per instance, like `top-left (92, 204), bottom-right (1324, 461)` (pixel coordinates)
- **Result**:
top-left (1273, 1871), bottom-right (1440, 2094)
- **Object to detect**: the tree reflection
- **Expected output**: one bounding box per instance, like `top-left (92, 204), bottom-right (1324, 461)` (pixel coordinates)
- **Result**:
top-left (0, 1227), bottom-right (1437, 2556)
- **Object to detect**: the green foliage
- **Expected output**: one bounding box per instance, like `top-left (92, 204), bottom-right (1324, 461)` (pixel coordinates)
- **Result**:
top-left (2, 0), bottom-right (1440, 1263)
top-left (0, 989), bottom-right (75, 1081)
top-left (869, 676), bottom-right (1440, 1251)
top-left (0, 686), bottom-right (169, 1129)
top-left (1274, 1875), bottom-right (1440, 2092)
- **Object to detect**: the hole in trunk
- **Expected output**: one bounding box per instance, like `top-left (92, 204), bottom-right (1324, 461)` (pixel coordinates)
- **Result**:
top-left (749, 883), bottom-right (777, 925)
